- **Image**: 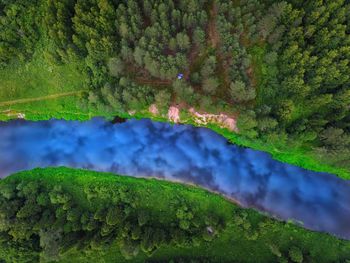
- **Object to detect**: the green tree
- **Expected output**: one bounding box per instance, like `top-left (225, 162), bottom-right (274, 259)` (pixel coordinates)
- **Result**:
top-left (39, 229), bottom-right (62, 262)
top-left (276, 100), bottom-right (295, 122)
top-left (200, 56), bottom-right (216, 77)
top-left (133, 47), bottom-right (145, 66)
top-left (155, 89), bottom-right (171, 112)
top-left (237, 110), bottom-right (258, 138)
top-left (229, 80), bottom-right (256, 102)
top-left (176, 32), bottom-right (190, 50)
top-left (108, 57), bottom-right (124, 77)
top-left (193, 28), bottom-right (205, 47)
top-left (173, 79), bottom-right (194, 104)
top-left (289, 246), bottom-right (303, 263)
top-left (202, 78), bottom-right (219, 94)
top-left (138, 210), bottom-right (150, 227)
top-left (106, 206), bottom-right (123, 226)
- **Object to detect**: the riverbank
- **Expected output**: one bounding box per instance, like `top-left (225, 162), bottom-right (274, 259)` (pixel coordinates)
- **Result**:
top-left (1, 167), bottom-right (349, 262)
top-left (1, 96), bottom-right (348, 181)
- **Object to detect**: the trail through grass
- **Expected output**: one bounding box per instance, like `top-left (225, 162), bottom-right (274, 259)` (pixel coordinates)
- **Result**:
top-left (0, 90), bottom-right (84, 106)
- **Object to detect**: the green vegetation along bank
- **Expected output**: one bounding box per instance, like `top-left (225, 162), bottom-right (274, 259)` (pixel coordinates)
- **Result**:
top-left (1, 0), bottom-right (349, 179)
top-left (0, 167), bottom-right (349, 263)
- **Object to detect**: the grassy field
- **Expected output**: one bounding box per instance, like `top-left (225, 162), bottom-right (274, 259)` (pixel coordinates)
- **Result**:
top-left (0, 95), bottom-right (89, 121)
top-left (1, 167), bottom-right (349, 262)
top-left (0, 46), bottom-right (88, 121)
top-left (0, 47), bottom-right (84, 101)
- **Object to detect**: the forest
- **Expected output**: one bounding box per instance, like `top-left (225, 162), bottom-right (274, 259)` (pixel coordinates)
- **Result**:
top-left (1, 0), bottom-right (349, 173)
top-left (1, 167), bottom-right (349, 262)
top-left (1, 1), bottom-right (350, 261)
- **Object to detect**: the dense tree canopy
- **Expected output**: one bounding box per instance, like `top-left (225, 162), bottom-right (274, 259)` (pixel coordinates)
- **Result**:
top-left (1, 168), bottom-right (349, 262)
top-left (0, 168), bottom-right (227, 261)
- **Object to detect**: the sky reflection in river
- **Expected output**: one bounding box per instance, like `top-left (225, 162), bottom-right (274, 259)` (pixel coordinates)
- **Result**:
top-left (0, 118), bottom-right (350, 239)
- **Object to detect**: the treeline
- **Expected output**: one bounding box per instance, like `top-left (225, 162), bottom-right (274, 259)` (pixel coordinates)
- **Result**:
top-left (1, 168), bottom-right (350, 262)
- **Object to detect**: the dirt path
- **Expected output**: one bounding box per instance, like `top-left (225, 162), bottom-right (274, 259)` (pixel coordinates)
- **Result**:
top-left (208, 2), bottom-right (219, 48)
top-left (0, 91), bottom-right (84, 107)
top-left (207, 1), bottom-right (231, 97)
top-left (135, 77), bottom-right (171, 86)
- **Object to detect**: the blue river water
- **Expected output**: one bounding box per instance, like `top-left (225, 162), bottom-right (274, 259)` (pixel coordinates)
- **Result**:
top-left (0, 118), bottom-right (350, 239)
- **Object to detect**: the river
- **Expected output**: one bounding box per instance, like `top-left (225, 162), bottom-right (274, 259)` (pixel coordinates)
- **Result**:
top-left (0, 118), bottom-right (349, 239)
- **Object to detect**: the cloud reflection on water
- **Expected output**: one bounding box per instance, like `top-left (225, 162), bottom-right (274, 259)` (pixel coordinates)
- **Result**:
top-left (0, 118), bottom-right (350, 239)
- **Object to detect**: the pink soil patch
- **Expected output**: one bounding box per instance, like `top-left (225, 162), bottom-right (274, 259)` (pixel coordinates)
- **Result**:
top-left (168, 106), bottom-right (180, 123)
top-left (223, 117), bottom-right (237, 132)
top-left (149, 104), bottom-right (159, 115)
top-left (189, 108), bottom-right (238, 132)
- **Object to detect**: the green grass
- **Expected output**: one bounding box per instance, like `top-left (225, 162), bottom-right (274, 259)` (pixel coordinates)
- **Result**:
top-left (0, 96), bottom-right (90, 121)
top-left (207, 123), bottom-right (350, 179)
top-left (2, 167), bottom-right (349, 262)
top-left (0, 46), bottom-right (85, 102)
top-left (248, 44), bottom-right (268, 105)
top-left (0, 48), bottom-right (89, 121)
